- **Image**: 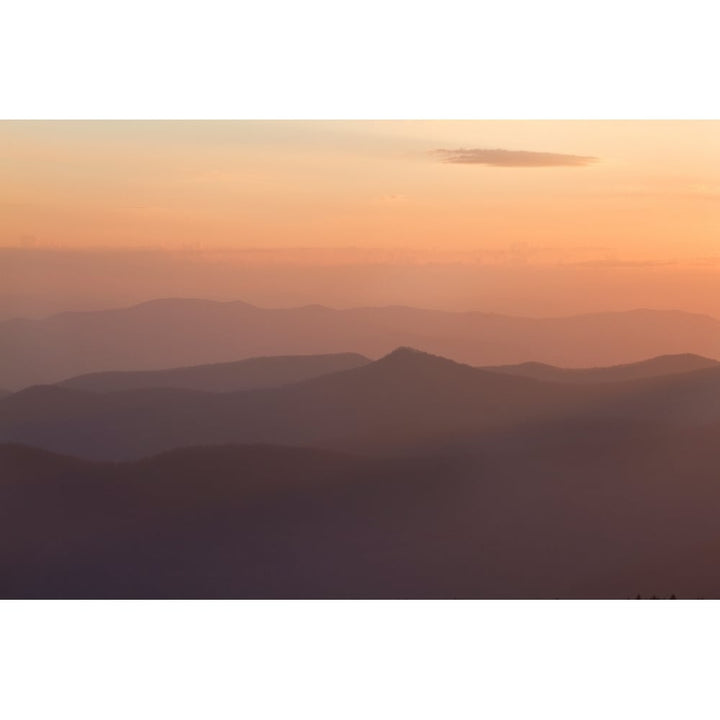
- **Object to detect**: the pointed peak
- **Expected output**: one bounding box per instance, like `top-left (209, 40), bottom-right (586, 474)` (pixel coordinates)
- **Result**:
top-left (375, 347), bottom-right (470, 370)
top-left (384, 346), bottom-right (430, 359)
top-left (378, 347), bottom-right (440, 363)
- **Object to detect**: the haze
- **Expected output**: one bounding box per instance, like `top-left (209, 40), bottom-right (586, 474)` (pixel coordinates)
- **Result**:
top-left (3, 120), bottom-right (720, 318)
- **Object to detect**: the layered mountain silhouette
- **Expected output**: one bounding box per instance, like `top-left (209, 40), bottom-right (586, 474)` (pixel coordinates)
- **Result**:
top-left (482, 353), bottom-right (719, 383)
top-left (3, 347), bottom-right (720, 461)
top-left (3, 297), bottom-right (720, 388)
top-left (59, 352), bottom-right (370, 393)
top-left (5, 310), bottom-right (720, 599)
top-left (57, 350), bottom-right (714, 394)
top-left (5, 428), bottom-right (720, 599)
top-left (0, 348), bottom-right (593, 459)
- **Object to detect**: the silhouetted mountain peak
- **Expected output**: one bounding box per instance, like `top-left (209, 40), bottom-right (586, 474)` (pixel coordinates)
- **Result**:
top-left (373, 347), bottom-right (474, 375)
top-left (379, 347), bottom-right (447, 365)
top-left (384, 346), bottom-right (428, 359)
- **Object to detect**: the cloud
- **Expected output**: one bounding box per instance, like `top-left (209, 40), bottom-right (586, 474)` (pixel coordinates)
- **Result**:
top-left (433, 148), bottom-right (598, 167)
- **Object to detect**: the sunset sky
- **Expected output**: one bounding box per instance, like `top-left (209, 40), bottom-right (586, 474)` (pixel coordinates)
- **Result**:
top-left (3, 120), bottom-right (720, 317)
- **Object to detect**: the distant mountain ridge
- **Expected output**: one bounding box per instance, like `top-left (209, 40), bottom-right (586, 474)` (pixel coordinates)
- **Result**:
top-left (59, 352), bottom-right (371, 393)
top-left (2, 297), bottom-right (719, 388)
top-left (5, 346), bottom-right (720, 461)
top-left (482, 353), bottom-right (719, 383)
top-left (53, 350), bottom-right (720, 394)
top-left (0, 347), bottom-right (588, 459)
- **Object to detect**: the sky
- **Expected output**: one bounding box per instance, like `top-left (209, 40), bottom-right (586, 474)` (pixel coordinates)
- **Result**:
top-left (2, 120), bottom-right (720, 317)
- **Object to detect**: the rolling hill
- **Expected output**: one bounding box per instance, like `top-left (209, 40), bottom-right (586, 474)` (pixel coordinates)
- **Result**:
top-left (5, 429), bottom-right (720, 598)
top-left (481, 353), bottom-right (719, 383)
top-left (53, 351), bottom-right (719, 395)
top-left (59, 352), bottom-right (371, 393)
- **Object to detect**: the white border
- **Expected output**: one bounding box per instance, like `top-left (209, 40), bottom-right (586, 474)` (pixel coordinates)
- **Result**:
top-left (2, 1), bottom-right (719, 718)
top-left (2, 0), bottom-right (720, 118)
top-left (1, 600), bottom-right (715, 720)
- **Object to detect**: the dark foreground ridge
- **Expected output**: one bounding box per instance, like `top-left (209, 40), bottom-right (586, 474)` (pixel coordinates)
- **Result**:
top-left (4, 426), bottom-right (720, 599)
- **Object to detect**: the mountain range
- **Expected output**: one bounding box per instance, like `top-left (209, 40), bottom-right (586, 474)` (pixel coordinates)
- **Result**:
top-left (2, 297), bottom-right (719, 388)
top-left (56, 350), bottom-right (717, 393)
top-left (5, 298), bottom-right (720, 598)
top-left (3, 347), bottom-right (720, 461)
top-left (483, 353), bottom-right (719, 383)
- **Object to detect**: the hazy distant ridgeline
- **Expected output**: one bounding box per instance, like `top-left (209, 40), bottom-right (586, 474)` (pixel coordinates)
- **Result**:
top-left (56, 351), bottom-right (718, 393)
top-left (5, 425), bottom-right (720, 599)
top-left (59, 353), bottom-right (371, 393)
top-left (4, 347), bottom-right (720, 461)
top-left (2, 297), bottom-right (720, 388)
top-left (483, 353), bottom-right (719, 383)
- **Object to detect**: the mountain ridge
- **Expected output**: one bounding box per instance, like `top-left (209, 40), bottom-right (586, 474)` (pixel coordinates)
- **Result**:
top-left (482, 352), bottom-right (719, 383)
top-left (2, 297), bottom-right (719, 389)
top-left (10, 298), bottom-right (720, 324)
top-left (59, 352), bottom-right (371, 393)
top-left (9, 345), bottom-right (720, 461)
top-left (43, 349), bottom-right (720, 394)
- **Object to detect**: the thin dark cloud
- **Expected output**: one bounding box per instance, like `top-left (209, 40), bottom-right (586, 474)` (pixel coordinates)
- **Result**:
top-left (433, 148), bottom-right (598, 167)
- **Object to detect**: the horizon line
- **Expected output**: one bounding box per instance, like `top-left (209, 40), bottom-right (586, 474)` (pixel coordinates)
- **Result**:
top-left (6, 296), bottom-right (719, 325)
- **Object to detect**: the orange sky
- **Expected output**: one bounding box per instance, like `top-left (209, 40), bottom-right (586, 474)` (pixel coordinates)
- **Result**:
top-left (2, 120), bottom-right (720, 316)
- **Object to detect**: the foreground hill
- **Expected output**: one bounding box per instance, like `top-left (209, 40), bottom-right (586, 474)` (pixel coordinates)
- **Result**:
top-left (5, 429), bottom-right (720, 599)
top-left (59, 352), bottom-right (370, 393)
top-left (482, 353), bottom-right (719, 383)
top-left (2, 297), bottom-right (720, 387)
